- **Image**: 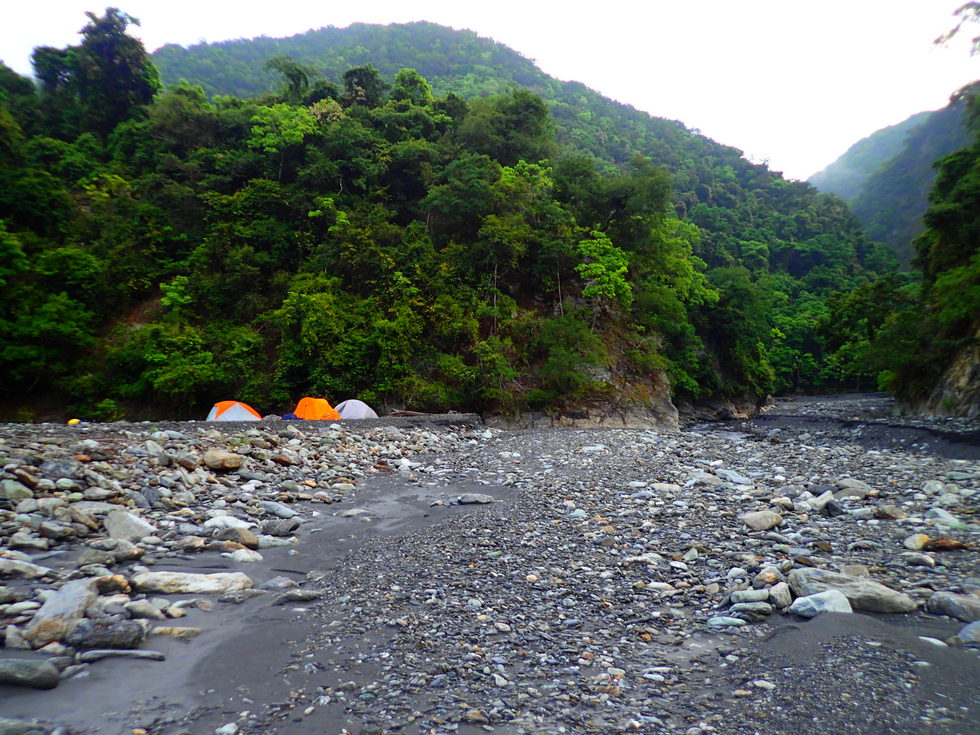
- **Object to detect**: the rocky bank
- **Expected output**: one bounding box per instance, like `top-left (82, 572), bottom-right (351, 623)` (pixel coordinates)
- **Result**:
top-left (0, 397), bottom-right (978, 734)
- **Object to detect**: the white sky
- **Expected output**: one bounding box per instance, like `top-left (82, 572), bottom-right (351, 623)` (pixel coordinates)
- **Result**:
top-left (2, 1), bottom-right (977, 179)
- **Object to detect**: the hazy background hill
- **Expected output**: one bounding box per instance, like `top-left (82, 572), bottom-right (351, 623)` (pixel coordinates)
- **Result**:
top-left (809, 90), bottom-right (974, 264)
top-left (808, 111), bottom-right (931, 201)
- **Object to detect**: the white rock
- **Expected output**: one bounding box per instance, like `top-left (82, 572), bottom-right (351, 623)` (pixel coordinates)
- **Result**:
top-left (132, 572), bottom-right (253, 594)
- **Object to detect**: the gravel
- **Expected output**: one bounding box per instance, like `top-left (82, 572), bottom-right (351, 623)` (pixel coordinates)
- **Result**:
top-left (0, 397), bottom-right (978, 734)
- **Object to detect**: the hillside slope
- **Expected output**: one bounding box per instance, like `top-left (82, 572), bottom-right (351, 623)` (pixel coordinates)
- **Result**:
top-left (808, 111), bottom-right (930, 200)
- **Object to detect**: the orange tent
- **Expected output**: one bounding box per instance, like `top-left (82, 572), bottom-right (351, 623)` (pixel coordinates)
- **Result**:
top-left (293, 397), bottom-right (341, 421)
top-left (206, 400), bottom-right (262, 421)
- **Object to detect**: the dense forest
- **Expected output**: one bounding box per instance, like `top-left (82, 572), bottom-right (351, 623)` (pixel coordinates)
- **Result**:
top-left (811, 93), bottom-right (974, 265)
top-left (0, 11), bottom-right (975, 420)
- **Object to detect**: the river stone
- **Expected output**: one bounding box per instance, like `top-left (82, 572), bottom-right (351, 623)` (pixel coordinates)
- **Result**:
top-left (769, 581), bottom-right (793, 608)
top-left (716, 468), bottom-right (753, 486)
top-left (835, 478), bottom-right (872, 499)
top-left (203, 515), bottom-right (253, 531)
top-left (66, 618), bottom-right (145, 649)
top-left (214, 527), bottom-right (260, 548)
top-left (227, 548), bottom-right (263, 562)
top-left (925, 508), bottom-right (967, 529)
top-left (926, 591), bottom-right (980, 623)
top-left (104, 509), bottom-right (156, 542)
top-left (788, 568), bottom-right (917, 613)
top-left (730, 589), bottom-right (770, 604)
top-left (259, 500), bottom-right (298, 518)
top-left (956, 620), bottom-right (980, 645)
top-left (0, 659), bottom-right (61, 689)
top-left (789, 589), bottom-right (853, 617)
top-left (1, 480), bottom-right (33, 503)
top-left (202, 449), bottom-right (246, 471)
top-left (0, 559), bottom-right (56, 579)
top-left (729, 601), bottom-right (773, 621)
top-left (459, 493), bottom-right (495, 504)
top-left (22, 578), bottom-right (98, 647)
top-left (903, 534), bottom-right (930, 550)
top-left (132, 571), bottom-right (253, 594)
top-left (740, 510), bottom-right (782, 531)
top-left (0, 717), bottom-right (50, 735)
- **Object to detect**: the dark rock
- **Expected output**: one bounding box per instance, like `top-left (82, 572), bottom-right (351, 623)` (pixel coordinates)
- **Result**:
top-left (260, 518), bottom-right (299, 536)
top-left (65, 618), bottom-right (145, 650)
top-left (0, 658), bottom-right (60, 689)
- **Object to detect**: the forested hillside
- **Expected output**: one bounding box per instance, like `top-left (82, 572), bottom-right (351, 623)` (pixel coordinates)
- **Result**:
top-left (810, 92), bottom-right (974, 264)
top-left (808, 111), bottom-right (930, 200)
top-left (0, 14), bottom-right (900, 421)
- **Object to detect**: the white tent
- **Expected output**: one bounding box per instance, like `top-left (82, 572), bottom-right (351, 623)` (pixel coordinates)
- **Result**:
top-left (335, 399), bottom-right (379, 419)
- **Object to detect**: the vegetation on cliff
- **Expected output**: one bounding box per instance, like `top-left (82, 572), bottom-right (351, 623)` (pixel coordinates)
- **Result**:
top-left (0, 13), bottom-right (908, 420)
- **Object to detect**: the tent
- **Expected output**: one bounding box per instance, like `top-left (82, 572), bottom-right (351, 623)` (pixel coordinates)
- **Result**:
top-left (335, 399), bottom-right (379, 419)
top-left (293, 397), bottom-right (341, 421)
top-left (206, 400), bottom-right (261, 421)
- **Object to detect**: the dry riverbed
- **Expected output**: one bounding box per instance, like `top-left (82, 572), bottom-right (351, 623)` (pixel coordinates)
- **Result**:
top-left (1, 397), bottom-right (978, 735)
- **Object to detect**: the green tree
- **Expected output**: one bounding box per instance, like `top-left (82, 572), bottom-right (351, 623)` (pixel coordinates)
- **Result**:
top-left (248, 103), bottom-right (317, 181)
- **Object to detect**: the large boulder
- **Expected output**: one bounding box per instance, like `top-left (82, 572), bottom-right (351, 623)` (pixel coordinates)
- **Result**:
top-left (22, 579), bottom-right (98, 647)
top-left (788, 568), bottom-right (917, 613)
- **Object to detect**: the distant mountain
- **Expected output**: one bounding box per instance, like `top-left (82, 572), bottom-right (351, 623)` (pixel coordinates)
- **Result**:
top-left (808, 111), bottom-right (931, 200)
top-left (809, 90), bottom-right (974, 264)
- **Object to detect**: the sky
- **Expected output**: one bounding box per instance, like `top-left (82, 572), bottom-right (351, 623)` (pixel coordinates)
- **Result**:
top-left (2, 1), bottom-right (977, 180)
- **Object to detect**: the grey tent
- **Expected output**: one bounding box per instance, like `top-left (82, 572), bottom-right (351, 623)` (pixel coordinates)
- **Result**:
top-left (335, 399), bottom-right (379, 419)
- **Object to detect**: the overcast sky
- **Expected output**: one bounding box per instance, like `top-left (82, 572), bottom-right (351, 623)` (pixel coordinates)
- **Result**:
top-left (2, 1), bottom-right (977, 179)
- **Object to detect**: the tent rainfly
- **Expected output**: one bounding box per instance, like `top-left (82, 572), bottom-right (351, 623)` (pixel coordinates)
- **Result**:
top-left (293, 397), bottom-right (341, 421)
top-left (206, 400), bottom-right (262, 421)
top-left (335, 399), bottom-right (379, 419)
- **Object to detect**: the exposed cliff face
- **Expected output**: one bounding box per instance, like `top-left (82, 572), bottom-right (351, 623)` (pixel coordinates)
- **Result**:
top-left (900, 324), bottom-right (980, 419)
top-left (487, 357), bottom-right (680, 431)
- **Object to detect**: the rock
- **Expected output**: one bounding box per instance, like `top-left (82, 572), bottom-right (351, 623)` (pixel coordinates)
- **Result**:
top-left (0, 559), bottom-right (56, 579)
top-left (835, 478), bottom-right (872, 498)
top-left (214, 527), bottom-right (259, 548)
top-left (104, 509), bottom-right (156, 543)
top-left (22, 579), bottom-right (98, 647)
top-left (132, 571), bottom-right (253, 594)
top-left (903, 534), bottom-right (931, 550)
top-left (769, 582), bottom-right (793, 608)
top-left (900, 551), bottom-right (936, 567)
top-left (0, 659), bottom-right (61, 689)
top-left (259, 500), bottom-right (298, 518)
top-left (77, 649), bottom-right (166, 663)
top-left (926, 591), bottom-right (980, 623)
top-left (227, 548), bottom-right (263, 562)
top-left (0, 717), bottom-right (49, 735)
top-left (955, 620), bottom-right (980, 645)
top-left (261, 518), bottom-right (299, 536)
top-left (124, 600), bottom-right (167, 620)
top-left (150, 626), bottom-right (203, 640)
top-left (740, 510), bottom-right (782, 531)
top-left (204, 515), bottom-right (253, 531)
top-left (201, 449), bottom-right (246, 471)
top-left (1, 480), bottom-right (33, 503)
top-left (729, 601), bottom-right (773, 621)
top-left (789, 589), bottom-right (853, 617)
top-left (458, 493), bottom-right (495, 504)
top-left (787, 568), bottom-right (917, 613)
top-left (716, 469), bottom-right (753, 486)
top-left (730, 589), bottom-right (770, 604)
top-left (874, 504), bottom-right (907, 520)
top-left (706, 616), bottom-right (747, 627)
top-left (925, 508), bottom-right (967, 529)
top-left (66, 618), bottom-right (145, 649)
